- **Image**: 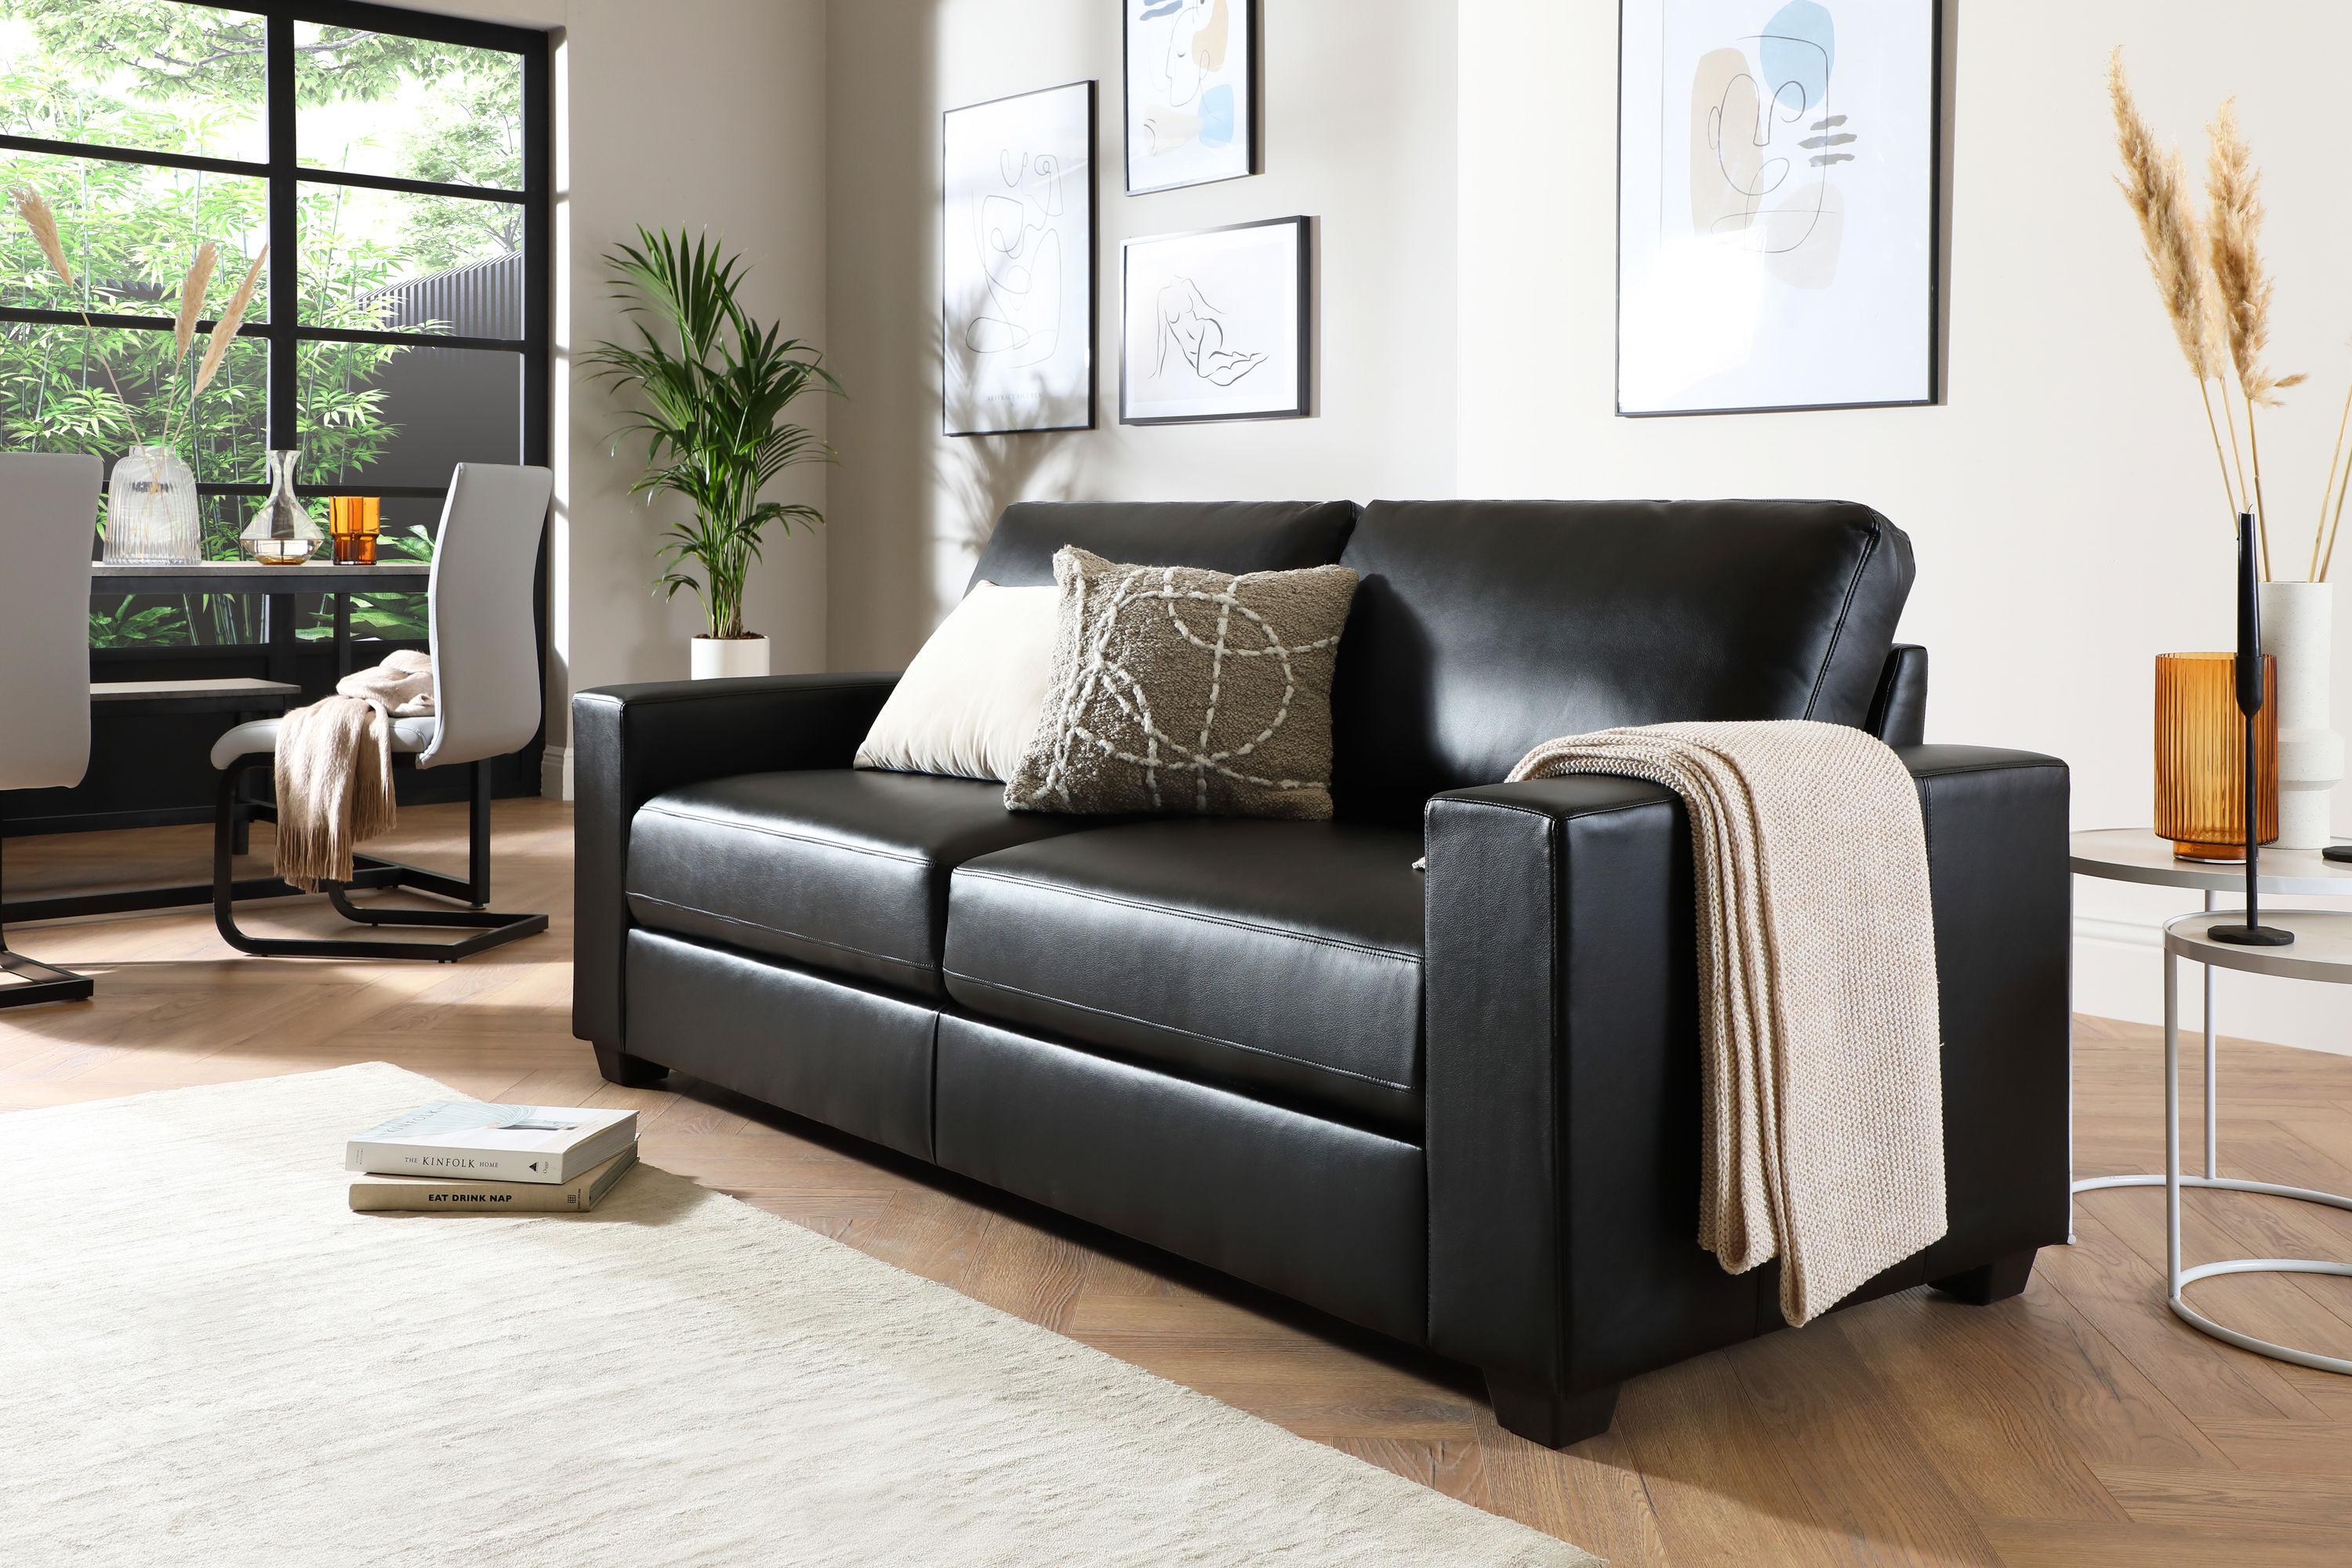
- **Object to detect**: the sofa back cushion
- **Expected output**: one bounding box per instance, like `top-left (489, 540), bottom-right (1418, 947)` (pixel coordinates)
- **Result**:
top-left (1330, 499), bottom-right (1915, 818)
top-left (967, 500), bottom-right (1358, 593)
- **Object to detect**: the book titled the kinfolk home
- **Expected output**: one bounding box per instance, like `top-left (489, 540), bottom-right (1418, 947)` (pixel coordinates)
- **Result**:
top-left (348, 1147), bottom-right (640, 1214)
top-left (347, 1102), bottom-right (638, 1185)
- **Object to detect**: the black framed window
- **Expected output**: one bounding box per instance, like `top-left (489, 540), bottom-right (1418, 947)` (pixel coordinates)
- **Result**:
top-left (0, 0), bottom-right (548, 653)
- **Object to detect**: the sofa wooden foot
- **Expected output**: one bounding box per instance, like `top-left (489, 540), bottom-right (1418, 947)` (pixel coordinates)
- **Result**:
top-left (594, 1043), bottom-right (668, 1087)
top-left (1486, 1373), bottom-right (1619, 1449)
top-left (1929, 1247), bottom-right (2038, 1305)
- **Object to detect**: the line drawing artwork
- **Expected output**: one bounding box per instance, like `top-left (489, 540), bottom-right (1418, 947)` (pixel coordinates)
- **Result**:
top-left (1121, 216), bottom-right (1304, 424)
top-left (1138, 0), bottom-right (1236, 159)
top-left (1151, 275), bottom-right (1266, 387)
top-left (944, 82), bottom-right (1091, 434)
top-left (1127, 0), bottom-right (1248, 191)
top-left (1618, 0), bottom-right (1933, 415)
top-left (965, 150), bottom-right (1065, 371)
top-left (1690, 0), bottom-right (1849, 287)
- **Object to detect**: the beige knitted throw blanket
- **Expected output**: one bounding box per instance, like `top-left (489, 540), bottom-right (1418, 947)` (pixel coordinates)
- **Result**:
top-left (273, 651), bottom-right (434, 893)
top-left (1508, 720), bottom-right (1945, 1325)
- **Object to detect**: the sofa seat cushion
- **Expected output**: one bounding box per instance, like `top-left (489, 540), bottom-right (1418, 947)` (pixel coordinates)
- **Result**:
top-left (943, 819), bottom-right (1426, 1132)
top-left (626, 769), bottom-right (1100, 997)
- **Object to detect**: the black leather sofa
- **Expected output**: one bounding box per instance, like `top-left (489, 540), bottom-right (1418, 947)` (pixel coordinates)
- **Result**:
top-left (572, 499), bottom-right (2071, 1447)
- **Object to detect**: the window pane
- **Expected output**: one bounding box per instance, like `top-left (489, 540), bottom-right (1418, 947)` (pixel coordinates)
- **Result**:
top-left (2, 151), bottom-right (267, 321)
top-left (0, 2), bottom-right (267, 164)
top-left (293, 497), bottom-right (439, 645)
top-left (2, 321), bottom-right (266, 484)
top-left (294, 23), bottom-right (522, 191)
top-left (299, 343), bottom-right (519, 489)
top-left (299, 180), bottom-right (521, 338)
top-left (90, 495), bottom-right (265, 649)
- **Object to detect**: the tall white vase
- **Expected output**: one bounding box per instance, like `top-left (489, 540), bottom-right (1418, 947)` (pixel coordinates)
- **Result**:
top-left (2259, 580), bottom-right (2344, 850)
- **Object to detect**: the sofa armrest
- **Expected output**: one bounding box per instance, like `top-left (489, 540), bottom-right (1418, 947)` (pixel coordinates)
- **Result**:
top-left (570, 673), bottom-right (900, 1051)
top-left (1421, 744), bottom-right (2071, 1401)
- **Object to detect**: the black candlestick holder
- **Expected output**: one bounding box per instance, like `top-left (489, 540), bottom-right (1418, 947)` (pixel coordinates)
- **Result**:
top-left (2211, 510), bottom-right (2294, 947)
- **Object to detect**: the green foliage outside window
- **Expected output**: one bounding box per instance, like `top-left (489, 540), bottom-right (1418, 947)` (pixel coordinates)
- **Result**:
top-left (0, 0), bottom-right (524, 648)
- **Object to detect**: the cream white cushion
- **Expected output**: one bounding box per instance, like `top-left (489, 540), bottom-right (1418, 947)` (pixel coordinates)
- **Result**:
top-left (855, 583), bottom-right (1057, 782)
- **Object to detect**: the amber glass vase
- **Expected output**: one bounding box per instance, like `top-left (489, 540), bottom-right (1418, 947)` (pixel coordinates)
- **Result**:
top-left (2155, 652), bottom-right (2278, 862)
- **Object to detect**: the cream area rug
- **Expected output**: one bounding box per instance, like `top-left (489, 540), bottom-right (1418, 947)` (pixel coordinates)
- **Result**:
top-left (0, 1065), bottom-right (1596, 1567)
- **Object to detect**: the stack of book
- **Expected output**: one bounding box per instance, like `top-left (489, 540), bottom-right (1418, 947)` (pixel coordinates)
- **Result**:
top-left (345, 1101), bottom-right (640, 1214)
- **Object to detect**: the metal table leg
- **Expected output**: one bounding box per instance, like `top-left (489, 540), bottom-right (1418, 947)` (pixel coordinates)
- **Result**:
top-left (2074, 890), bottom-right (2244, 1214)
top-left (2164, 944), bottom-right (2352, 1374)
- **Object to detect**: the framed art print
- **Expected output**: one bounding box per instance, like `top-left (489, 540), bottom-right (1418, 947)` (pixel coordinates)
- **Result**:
top-left (1120, 216), bottom-right (1308, 426)
top-left (943, 81), bottom-right (1096, 435)
top-left (1616, 0), bottom-right (1940, 416)
top-left (1123, 0), bottom-right (1256, 194)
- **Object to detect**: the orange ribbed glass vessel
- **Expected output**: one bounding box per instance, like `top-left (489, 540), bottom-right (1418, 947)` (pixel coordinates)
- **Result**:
top-left (2154, 652), bottom-right (2278, 862)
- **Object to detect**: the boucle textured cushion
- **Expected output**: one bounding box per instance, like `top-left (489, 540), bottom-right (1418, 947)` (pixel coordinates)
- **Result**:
top-left (855, 583), bottom-right (1058, 782)
top-left (1004, 546), bottom-right (1359, 818)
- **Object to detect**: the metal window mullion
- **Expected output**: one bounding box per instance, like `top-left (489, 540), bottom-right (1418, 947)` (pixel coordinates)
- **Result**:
top-left (296, 166), bottom-right (526, 205)
top-left (0, 132), bottom-right (268, 180)
top-left (264, 13), bottom-right (299, 662)
top-left (266, 13), bottom-right (298, 455)
top-left (0, 306), bottom-right (269, 336)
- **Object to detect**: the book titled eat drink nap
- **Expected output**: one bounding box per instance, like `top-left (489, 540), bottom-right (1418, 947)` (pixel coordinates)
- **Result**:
top-left (349, 1147), bottom-right (638, 1214)
top-left (347, 1102), bottom-right (637, 1185)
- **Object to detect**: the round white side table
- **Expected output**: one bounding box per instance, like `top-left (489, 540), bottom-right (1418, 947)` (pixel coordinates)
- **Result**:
top-left (2162, 909), bottom-right (2352, 1374)
top-left (2068, 829), bottom-right (2352, 1208)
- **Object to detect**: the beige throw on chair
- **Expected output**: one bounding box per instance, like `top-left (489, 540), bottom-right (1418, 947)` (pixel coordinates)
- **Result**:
top-left (271, 651), bottom-right (434, 892)
top-left (1508, 720), bottom-right (1946, 1325)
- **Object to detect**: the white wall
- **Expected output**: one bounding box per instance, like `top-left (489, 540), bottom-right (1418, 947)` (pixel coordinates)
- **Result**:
top-left (414, 0), bottom-right (833, 797)
top-left (448, 0), bottom-right (2346, 1050)
top-left (1458, 0), bottom-right (2352, 1053)
top-left (823, 0), bottom-right (1457, 670)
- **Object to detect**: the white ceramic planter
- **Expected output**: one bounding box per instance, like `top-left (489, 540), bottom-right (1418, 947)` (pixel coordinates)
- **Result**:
top-left (2259, 580), bottom-right (2344, 850)
top-left (690, 634), bottom-right (771, 681)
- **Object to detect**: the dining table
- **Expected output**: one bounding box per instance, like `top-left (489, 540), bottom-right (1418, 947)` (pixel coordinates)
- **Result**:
top-left (90, 558), bottom-right (432, 681)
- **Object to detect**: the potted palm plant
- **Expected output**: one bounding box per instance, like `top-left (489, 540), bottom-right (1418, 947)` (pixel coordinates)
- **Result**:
top-left (587, 227), bottom-right (840, 678)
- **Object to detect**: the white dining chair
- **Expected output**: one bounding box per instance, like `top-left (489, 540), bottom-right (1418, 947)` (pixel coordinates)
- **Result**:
top-left (0, 452), bottom-right (102, 1007)
top-left (209, 462), bottom-right (554, 960)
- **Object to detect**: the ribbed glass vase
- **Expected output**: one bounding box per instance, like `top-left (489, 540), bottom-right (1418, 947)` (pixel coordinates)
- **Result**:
top-left (103, 445), bottom-right (202, 564)
top-left (2154, 652), bottom-right (2278, 862)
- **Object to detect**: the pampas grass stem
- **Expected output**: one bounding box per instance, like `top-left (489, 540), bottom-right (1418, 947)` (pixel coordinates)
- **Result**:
top-left (2198, 380), bottom-right (2241, 514)
top-left (171, 241), bottom-right (216, 360)
top-left (12, 184), bottom-right (73, 289)
top-left (2314, 369), bottom-right (2352, 582)
top-left (2245, 404), bottom-right (2274, 579)
top-left (10, 183), bottom-right (127, 406)
top-left (2202, 96), bottom-right (2307, 578)
top-left (2322, 395), bottom-right (2352, 582)
top-left (2110, 51), bottom-right (2245, 518)
top-left (193, 243), bottom-right (266, 398)
top-left (159, 241), bottom-right (220, 451)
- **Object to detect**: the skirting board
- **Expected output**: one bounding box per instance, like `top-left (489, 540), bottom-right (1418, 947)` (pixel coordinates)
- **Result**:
top-left (2074, 913), bottom-right (2352, 1057)
top-left (540, 744), bottom-right (573, 802)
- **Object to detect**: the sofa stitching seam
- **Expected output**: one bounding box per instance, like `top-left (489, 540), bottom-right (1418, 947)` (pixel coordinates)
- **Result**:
top-left (634, 807), bottom-right (931, 866)
top-left (940, 970), bottom-right (1418, 1094)
top-left (953, 870), bottom-right (1423, 963)
top-left (1803, 521), bottom-right (1878, 721)
top-left (626, 892), bottom-right (932, 975)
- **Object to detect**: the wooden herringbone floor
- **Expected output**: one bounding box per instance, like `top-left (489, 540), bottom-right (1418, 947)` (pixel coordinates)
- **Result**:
top-left (5, 798), bottom-right (2352, 1566)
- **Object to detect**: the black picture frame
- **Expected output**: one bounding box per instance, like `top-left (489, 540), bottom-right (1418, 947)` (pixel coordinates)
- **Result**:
top-left (942, 80), bottom-right (1098, 437)
top-left (1120, 214), bottom-right (1309, 426)
top-left (1122, 0), bottom-right (1261, 196)
top-left (1612, 0), bottom-right (1945, 418)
